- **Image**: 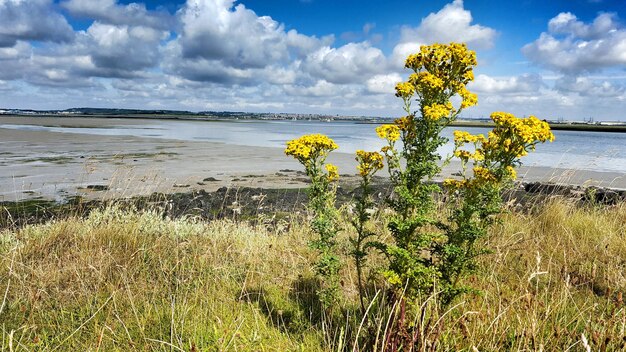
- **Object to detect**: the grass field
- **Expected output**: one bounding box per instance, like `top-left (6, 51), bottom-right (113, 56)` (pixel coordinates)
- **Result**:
top-left (1, 196), bottom-right (625, 351)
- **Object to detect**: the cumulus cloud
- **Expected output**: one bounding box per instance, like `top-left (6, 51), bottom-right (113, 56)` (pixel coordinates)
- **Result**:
top-left (0, 42), bottom-right (32, 80)
top-left (176, 0), bottom-right (328, 70)
top-left (62, 0), bottom-right (173, 30)
top-left (390, 0), bottom-right (496, 66)
top-left (85, 22), bottom-right (167, 74)
top-left (522, 12), bottom-right (626, 73)
top-left (470, 74), bottom-right (544, 94)
top-left (366, 73), bottom-right (403, 94)
top-left (287, 80), bottom-right (344, 97)
top-left (555, 76), bottom-right (625, 97)
top-left (163, 0), bottom-right (338, 85)
top-left (0, 0), bottom-right (74, 47)
top-left (303, 42), bottom-right (387, 84)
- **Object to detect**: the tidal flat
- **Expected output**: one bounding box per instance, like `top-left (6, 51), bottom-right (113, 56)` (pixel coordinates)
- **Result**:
top-left (1, 115), bottom-right (625, 203)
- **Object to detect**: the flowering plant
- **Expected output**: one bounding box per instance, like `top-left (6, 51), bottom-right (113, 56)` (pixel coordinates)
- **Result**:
top-left (285, 134), bottom-right (341, 308)
top-left (285, 43), bottom-right (554, 348)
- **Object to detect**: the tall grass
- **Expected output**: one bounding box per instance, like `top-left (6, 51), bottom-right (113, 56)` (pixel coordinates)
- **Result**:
top-left (1, 198), bottom-right (624, 350)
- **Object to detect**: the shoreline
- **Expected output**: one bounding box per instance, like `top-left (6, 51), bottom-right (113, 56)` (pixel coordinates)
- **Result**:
top-left (1, 115), bottom-right (625, 203)
top-left (2, 113), bottom-right (626, 133)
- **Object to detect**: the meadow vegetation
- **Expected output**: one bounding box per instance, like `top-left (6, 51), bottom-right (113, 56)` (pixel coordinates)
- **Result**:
top-left (0, 199), bottom-right (625, 350)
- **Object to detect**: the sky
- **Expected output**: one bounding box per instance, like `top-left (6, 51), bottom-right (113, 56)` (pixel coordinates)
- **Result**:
top-left (0, 0), bottom-right (625, 121)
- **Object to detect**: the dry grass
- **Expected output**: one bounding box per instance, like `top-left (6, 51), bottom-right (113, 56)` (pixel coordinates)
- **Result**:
top-left (0, 198), bottom-right (625, 351)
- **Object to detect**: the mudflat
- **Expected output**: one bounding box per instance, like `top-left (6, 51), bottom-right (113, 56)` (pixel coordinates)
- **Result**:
top-left (1, 115), bottom-right (624, 202)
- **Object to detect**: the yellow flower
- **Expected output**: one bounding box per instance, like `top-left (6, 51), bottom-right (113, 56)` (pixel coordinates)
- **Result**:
top-left (409, 72), bottom-right (444, 90)
top-left (356, 150), bottom-right (384, 177)
top-left (404, 43), bottom-right (477, 94)
top-left (473, 166), bottom-right (496, 183)
top-left (454, 150), bottom-right (472, 160)
top-left (472, 150), bottom-right (485, 161)
top-left (285, 134), bottom-right (338, 164)
top-left (506, 165), bottom-right (517, 180)
top-left (325, 163), bottom-right (339, 181)
top-left (394, 116), bottom-right (412, 131)
top-left (459, 86), bottom-right (478, 109)
top-left (443, 178), bottom-right (465, 190)
top-left (376, 124), bottom-right (400, 142)
top-left (488, 112), bottom-right (555, 155)
top-left (423, 103), bottom-right (452, 121)
top-left (453, 130), bottom-right (485, 144)
top-left (395, 82), bottom-right (415, 98)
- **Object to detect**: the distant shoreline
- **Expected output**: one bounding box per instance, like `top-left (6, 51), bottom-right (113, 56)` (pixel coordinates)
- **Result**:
top-left (1, 112), bottom-right (625, 133)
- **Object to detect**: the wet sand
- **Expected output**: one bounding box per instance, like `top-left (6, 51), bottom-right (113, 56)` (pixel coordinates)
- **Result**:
top-left (1, 115), bottom-right (624, 202)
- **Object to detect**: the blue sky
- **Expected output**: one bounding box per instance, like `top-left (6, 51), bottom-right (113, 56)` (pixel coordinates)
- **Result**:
top-left (0, 0), bottom-right (625, 121)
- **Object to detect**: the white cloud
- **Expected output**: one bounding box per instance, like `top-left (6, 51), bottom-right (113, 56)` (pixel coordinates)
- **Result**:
top-left (555, 76), bottom-right (625, 97)
top-left (470, 74), bottom-right (544, 94)
top-left (548, 12), bottom-right (616, 40)
top-left (303, 42), bottom-right (387, 84)
top-left (522, 12), bottom-right (626, 73)
top-left (164, 0), bottom-right (335, 85)
top-left (403, 0), bottom-right (496, 47)
top-left (61, 0), bottom-right (173, 30)
top-left (288, 80), bottom-right (343, 97)
top-left (366, 73), bottom-right (402, 94)
top-left (85, 22), bottom-right (167, 73)
top-left (0, 0), bottom-right (74, 47)
top-left (176, 0), bottom-right (328, 69)
top-left (390, 0), bottom-right (496, 67)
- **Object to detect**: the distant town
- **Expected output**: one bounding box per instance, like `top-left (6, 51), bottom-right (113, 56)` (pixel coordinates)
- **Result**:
top-left (1, 107), bottom-right (624, 132)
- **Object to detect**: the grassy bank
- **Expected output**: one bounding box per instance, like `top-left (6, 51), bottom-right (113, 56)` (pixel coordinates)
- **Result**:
top-left (1, 198), bottom-right (625, 351)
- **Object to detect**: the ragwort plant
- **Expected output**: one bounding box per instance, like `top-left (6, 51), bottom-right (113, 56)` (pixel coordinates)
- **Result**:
top-left (285, 134), bottom-right (341, 308)
top-left (377, 43), bottom-right (480, 303)
top-left (285, 42), bottom-right (554, 349)
top-left (351, 150), bottom-right (385, 315)
top-left (440, 112), bottom-right (555, 304)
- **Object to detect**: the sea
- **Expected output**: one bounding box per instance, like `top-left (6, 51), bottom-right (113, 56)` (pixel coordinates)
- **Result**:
top-left (1, 119), bottom-right (625, 173)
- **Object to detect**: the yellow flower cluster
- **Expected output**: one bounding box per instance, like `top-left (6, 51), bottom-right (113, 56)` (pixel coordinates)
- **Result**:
top-left (395, 43), bottom-right (478, 119)
top-left (488, 112), bottom-right (555, 158)
top-left (376, 124), bottom-right (400, 142)
top-left (394, 116), bottom-right (412, 131)
top-left (325, 163), bottom-right (339, 181)
top-left (473, 166), bottom-right (497, 183)
top-left (449, 111), bottom-right (554, 190)
top-left (355, 150), bottom-right (384, 177)
top-left (404, 43), bottom-right (477, 77)
top-left (409, 72), bottom-right (445, 91)
top-left (443, 178), bottom-right (466, 190)
top-left (395, 82), bottom-right (415, 99)
top-left (453, 130), bottom-right (486, 144)
top-left (491, 112), bottom-right (555, 143)
top-left (423, 102), bottom-right (453, 121)
top-left (458, 86), bottom-right (478, 109)
top-left (444, 166), bottom-right (497, 191)
top-left (453, 149), bottom-right (484, 162)
top-left (285, 134), bottom-right (338, 164)
top-left (505, 165), bottom-right (516, 180)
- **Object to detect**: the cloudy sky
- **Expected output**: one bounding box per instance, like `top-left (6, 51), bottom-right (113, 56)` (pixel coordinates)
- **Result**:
top-left (0, 0), bottom-right (624, 121)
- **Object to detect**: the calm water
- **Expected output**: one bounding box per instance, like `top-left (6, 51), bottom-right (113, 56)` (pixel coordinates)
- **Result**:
top-left (2, 119), bottom-right (625, 173)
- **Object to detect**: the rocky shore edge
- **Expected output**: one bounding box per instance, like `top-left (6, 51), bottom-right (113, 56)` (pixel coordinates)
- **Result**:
top-left (1, 178), bottom-right (624, 229)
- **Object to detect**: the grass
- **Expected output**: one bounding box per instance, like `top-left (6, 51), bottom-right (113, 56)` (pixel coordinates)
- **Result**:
top-left (0, 197), bottom-right (625, 351)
